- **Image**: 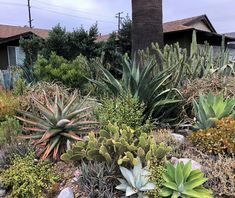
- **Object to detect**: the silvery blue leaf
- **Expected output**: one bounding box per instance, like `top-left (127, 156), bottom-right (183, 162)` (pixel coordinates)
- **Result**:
top-left (139, 182), bottom-right (156, 191)
top-left (126, 186), bottom-right (137, 196)
top-left (120, 166), bottom-right (136, 188)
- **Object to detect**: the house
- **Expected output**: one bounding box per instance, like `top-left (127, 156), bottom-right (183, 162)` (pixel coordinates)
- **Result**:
top-left (97, 14), bottom-right (235, 56)
top-left (0, 24), bottom-right (48, 70)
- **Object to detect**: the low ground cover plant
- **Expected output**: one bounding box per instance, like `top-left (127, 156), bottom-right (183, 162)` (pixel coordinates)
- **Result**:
top-left (0, 152), bottom-right (58, 198)
top-left (189, 117), bottom-right (235, 155)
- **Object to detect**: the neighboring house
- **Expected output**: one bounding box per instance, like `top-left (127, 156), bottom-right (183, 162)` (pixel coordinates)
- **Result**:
top-left (0, 24), bottom-right (48, 70)
top-left (225, 32), bottom-right (235, 59)
top-left (97, 14), bottom-right (235, 56)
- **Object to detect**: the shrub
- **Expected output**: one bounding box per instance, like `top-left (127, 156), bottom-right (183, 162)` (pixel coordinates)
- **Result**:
top-left (77, 161), bottom-right (118, 198)
top-left (160, 161), bottom-right (212, 198)
top-left (0, 152), bottom-right (58, 198)
top-left (0, 117), bottom-right (22, 146)
top-left (95, 92), bottom-right (150, 130)
top-left (61, 123), bottom-right (171, 166)
top-left (0, 90), bottom-right (19, 121)
top-left (189, 117), bottom-right (235, 155)
top-left (12, 77), bottom-right (27, 96)
top-left (34, 53), bottom-right (91, 93)
top-left (193, 91), bottom-right (235, 130)
top-left (17, 87), bottom-right (97, 160)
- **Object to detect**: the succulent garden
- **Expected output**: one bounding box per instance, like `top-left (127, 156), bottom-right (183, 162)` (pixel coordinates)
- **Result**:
top-left (0, 25), bottom-right (235, 198)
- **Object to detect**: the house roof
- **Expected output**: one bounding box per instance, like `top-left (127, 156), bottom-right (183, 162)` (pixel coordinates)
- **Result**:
top-left (97, 15), bottom-right (218, 42)
top-left (163, 15), bottom-right (216, 33)
top-left (0, 24), bottom-right (49, 39)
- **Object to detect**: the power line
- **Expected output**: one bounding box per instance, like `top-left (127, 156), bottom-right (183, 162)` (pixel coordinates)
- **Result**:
top-left (33, 0), bottom-right (114, 19)
top-left (32, 6), bottom-right (116, 24)
top-left (0, 1), bottom-right (26, 7)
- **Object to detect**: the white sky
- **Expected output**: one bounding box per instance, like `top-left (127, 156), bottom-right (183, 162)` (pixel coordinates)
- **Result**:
top-left (0, 0), bottom-right (234, 34)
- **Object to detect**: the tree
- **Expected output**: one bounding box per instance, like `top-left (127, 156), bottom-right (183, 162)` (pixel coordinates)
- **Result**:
top-left (131, 0), bottom-right (163, 68)
top-left (118, 16), bottom-right (132, 57)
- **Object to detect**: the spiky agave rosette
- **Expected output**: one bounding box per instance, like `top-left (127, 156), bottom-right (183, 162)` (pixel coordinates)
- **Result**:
top-left (16, 87), bottom-right (98, 160)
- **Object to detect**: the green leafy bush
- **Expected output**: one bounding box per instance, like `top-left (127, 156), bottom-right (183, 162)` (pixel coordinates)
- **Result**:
top-left (189, 117), bottom-right (235, 155)
top-left (193, 91), bottom-right (235, 130)
top-left (17, 87), bottom-right (97, 160)
top-left (61, 123), bottom-right (171, 166)
top-left (0, 152), bottom-right (58, 198)
top-left (95, 92), bottom-right (150, 130)
top-left (160, 161), bottom-right (212, 198)
top-left (116, 157), bottom-right (155, 197)
top-left (0, 117), bottom-right (21, 146)
top-left (77, 161), bottom-right (119, 198)
top-left (12, 77), bottom-right (27, 96)
top-left (34, 53), bottom-right (91, 93)
top-left (0, 90), bottom-right (19, 121)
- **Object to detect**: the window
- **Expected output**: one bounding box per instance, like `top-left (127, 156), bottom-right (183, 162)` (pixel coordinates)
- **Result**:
top-left (7, 46), bottom-right (25, 67)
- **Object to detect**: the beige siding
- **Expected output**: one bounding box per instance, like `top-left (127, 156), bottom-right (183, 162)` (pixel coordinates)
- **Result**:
top-left (191, 21), bottom-right (211, 32)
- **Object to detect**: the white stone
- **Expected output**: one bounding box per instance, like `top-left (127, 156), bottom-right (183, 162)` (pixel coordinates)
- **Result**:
top-left (0, 189), bottom-right (6, 197)
top-left (172, 133), bottom-right (185, 143)
top-left (57, 187), bottom-right (74, 198)
top-left (171, 157), bottom-right (202, 171)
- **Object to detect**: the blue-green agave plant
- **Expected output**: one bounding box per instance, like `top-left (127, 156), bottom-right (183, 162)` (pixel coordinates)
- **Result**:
top-left (160, 161), bottom-right (212, 198)
top-left (116, 158), bottom-right (155, 198)
top-left (193, 91), bottom-right (235, 130)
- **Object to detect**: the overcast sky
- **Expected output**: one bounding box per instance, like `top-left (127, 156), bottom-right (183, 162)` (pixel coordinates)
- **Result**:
top-left (0, 0), bottom-right (235, 34)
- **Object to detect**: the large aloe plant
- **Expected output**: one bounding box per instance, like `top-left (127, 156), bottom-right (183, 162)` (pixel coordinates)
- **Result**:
top-left (16, 87), bottom-right (97, 160)
top-left (193, 91), bottom-right (235, 130)
top-left (91, 54), bottom-right (183, 121)
top-left (160, 161), bottom-right (212, 198)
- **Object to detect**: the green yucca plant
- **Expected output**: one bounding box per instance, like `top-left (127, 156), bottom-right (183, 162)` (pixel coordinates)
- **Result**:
top-left (91, 54), bottom-right (183, 121)
top-left (16, 87), bottom-right (97, 160)
top-left (193, 91), bottom-right (235, 130)
top-left (160, 161), bottom-right (212, 198)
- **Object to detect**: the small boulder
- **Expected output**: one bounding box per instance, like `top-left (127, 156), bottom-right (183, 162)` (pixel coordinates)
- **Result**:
top-left (0, 188), bottom-right (6, 197)
top-left (57, 187), bottom-right (74, 198)
top-left (171, 157), bottom-right (202, 171)
top-left (172, 133), bottom-right (185, 143)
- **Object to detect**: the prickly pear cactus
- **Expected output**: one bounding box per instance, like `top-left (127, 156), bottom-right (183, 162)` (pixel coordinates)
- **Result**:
top-left (61, 123), bottom-right (171, 166)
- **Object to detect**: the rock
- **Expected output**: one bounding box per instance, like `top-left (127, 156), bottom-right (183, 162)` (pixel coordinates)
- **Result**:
top-left (57, 187), bottom-right (74, 198)
top-left (171, 157), bottom-right (202, 171)
top-left (71, 177), bottom-right (78, 183)
top-left (172, 133), bottom-right (185, 143)
top-left (0, 188), bottom-right (6, 197)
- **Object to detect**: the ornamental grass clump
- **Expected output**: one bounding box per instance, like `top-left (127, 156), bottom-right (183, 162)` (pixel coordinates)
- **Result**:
top-left (17, 87), bottom-right (97, 160)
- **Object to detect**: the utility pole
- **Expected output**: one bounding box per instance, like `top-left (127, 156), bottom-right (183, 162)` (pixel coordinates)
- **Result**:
top-left (27, 0), bottom-right (33, 28)
top-left (115, 12), bottom-right (124, 32)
